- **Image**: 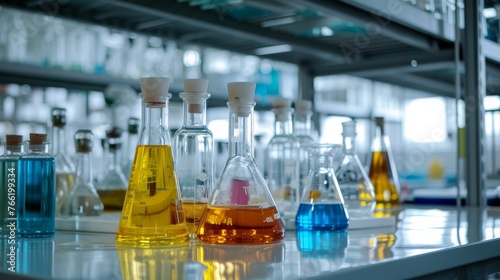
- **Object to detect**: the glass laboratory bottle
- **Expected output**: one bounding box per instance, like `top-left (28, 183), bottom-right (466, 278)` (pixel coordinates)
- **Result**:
top-left (267, 97), bottom-right (300, 216)
top-left (293, 99), bottom-right (315, 196)
top-left (18, 133), bottom-right (56, 237)
top-left (295, 143), bottom-right (348, 230)
top-left (51, 108), bottom-right (75, 217)
top-left (336, 121), bottom-right (375, 217)
top-left (197, 82), bottom-right (285, 244)
top-left (173, 79), bottom-right (214, 238)
top-left (116, 77), bottom-right (189, 246)
top-left (60, 129), bottom-right (104, 217)
top-left (122, 117), bottom-right (139, 181)
top-left (368, 117), bottom-right (401, 211)
top-left (0, 135), bottom-right (24, 233)
top-left (96, 128), bottom-right (128, 211)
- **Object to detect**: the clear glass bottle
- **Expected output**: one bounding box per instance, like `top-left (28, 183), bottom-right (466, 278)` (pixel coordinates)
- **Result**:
top-left (368, 117), bottom-right (401, 211)
top-left (0, 135), bottom-right (24, 233)
top-left (60, 129), bottom-right (104, 217)
top-left (293, 99), bottom-right (315, 201)
top-left (196, 82), bottom-right (285, 244)
top-left (295, 143), bottom-right (348, 230)
top-left (267, 97), bottom-right (300, 216)
top-left (173, 79), bottom-right (214, 239)
top-left (122, 117), bottom-right (139, 181)
top-left (96, 128), bottom-right (128, 211)
top-left (116, 77), bottom-right (189, 246)
top-left (336, 121), bottom-right (375, 217)
top-left (18, 133), bottom-right (56, 237)
top-left (51, 108), bottom-right (75, 217)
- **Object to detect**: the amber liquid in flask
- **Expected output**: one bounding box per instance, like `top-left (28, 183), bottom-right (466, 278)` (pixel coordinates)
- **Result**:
top-left (368, 117), bottom-right (400, 211)
top-left (197, 82), bottom-right (285, 244)
top-left (116, 77), bottom-right (188, 246)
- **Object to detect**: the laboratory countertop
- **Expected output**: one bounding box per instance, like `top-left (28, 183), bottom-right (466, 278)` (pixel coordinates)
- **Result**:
top-left (1, 206), bottom-right (500, 280)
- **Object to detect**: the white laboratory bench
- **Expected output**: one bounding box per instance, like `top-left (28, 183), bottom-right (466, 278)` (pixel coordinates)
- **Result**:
top-left (1, 206), bottom-right (500, 280)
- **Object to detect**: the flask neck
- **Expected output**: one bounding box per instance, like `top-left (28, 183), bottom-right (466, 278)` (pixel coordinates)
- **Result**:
top-left (310, 154), bottom-right (330, 171)
top-left (273, 108), bottom-right (294, 136)
top-left (107, 147), bottom-right (122, 171)
top-left (124, 133), bottom-right (138, 163)
top-left (294, 112), bottom-right (312, 136)
top-left (139, 100), bottom-right (171, 145)
top-left (52, 126), bottom-right (66, 154)
top-left (75, 152), bottom-right (92, 185)
top-left (182, 99), bottom-right (207, 127)
top-left (342, 134), bottom-right (356, 155)
top-left (371, 125), bottom-right (386, 152)
top-left (228, 109), bottom-right (254, 158)
top-left (3, 144), bottom-right (24, 155)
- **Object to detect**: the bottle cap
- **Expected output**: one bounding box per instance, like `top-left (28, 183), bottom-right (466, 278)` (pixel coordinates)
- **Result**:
top-left (74, 129), bottom-right (94, 153)
top-left (272, 97), bottom-right (292, 109)
top-left (106, 127), bottom-right (122, 150)
top-left (140, 77), bottom-right (171, 105)
top-left (342, 121), bottom-right (357, 137)
top-left (180, 79), bottom-right (210, 114)
top-left (294, 100), bottom-right (312, 116)
top-left (51, 108), bottom-right (67, 127)
top-left (30, 133), bottom-right (47, 145)
top-left (6, 134), bottom-right (23, 146)
top-left (227, 82), bottom-right (256, 117)
top-left (128, 117), bottom-right (139, 134)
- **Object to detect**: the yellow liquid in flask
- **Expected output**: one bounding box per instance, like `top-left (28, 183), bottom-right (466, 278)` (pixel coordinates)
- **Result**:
top-left (116, 145), bottom-right (189, 246)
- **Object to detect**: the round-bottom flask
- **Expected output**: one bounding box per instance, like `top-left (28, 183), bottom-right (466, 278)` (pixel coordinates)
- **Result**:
top-left (295, 143), bottom-right (348, 230)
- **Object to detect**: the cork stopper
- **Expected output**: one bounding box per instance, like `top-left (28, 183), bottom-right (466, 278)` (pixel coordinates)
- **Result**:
top-left (273, 97), bottom-right (292, 109)
top-left (140, 77), bottom-right (171, 106)
top-left (6, 135), bottom-right (23, 146)
top-left (180, 79), bottom-right (210, 114)
top-left (30, 133), bottom-right (47, 145)
top-left (294, 100), bottom-right (312, 116)
top-left (51, 108), bottom-right (66, 127)
top-left (106, 127), bottom-right (122, 150)
top-left (227, 82), bottom-right (256, 117)
top-left (74, 129), bottom-right (94, 153)
top-left (374, 116), bottom-right (385, 134)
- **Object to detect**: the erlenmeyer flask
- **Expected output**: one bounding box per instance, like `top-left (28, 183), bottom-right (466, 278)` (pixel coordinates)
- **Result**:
top-left (336, 121), bottom-right (375, 217)
top-left (196, 82), bottom-right (285, 244)
top-left (295, 143), bottom-right (348, 230)
top-left (368, 117), bottom-right (400, 211)
top-left (60, 129), bottom-right (104, 217)
top-left (116, 77), bottom-right (189, 246)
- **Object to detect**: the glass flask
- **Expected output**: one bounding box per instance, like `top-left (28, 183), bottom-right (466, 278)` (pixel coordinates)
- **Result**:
top-left (173, 79), bottom-right (214, 239)
top-left (96, 128), bottom-right (128, 211)
top-left (60, 129), bottom-right (104, 217)
top-left (122, 117), bottom-right (139, 181)
top-left (51, 108), bottom-right (75, 217)
top-left (197, 82), bottom-right (286, 244)
top-left (0, 135), bottom-right (24, 233)
top-left (293, 99), bottom-right (315, 191)
top-left (336, 121), bottom-right (375, 217)
top-left (18, 133), bottom-right (56, 237)
top-left (295, 143), bottom-right (348, 230)
top-left (368, 117), bottom-right (401, 211)
top-left (116, 77), bottom-right (189, 246)
top-left (267, 97), bottom-right (300, 216)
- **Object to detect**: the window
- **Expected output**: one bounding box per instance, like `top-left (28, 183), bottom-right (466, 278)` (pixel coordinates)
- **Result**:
top-left (404, 97), bottom-right (446, 143)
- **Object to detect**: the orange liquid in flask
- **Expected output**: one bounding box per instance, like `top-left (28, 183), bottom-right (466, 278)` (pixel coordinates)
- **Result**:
top-left (197, 205), bottom-right (285, 244)
top-left (116, 145), bottom-right (189, 245)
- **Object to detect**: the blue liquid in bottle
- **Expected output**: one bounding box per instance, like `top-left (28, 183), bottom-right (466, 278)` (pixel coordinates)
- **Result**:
top-left (295, 203), bottom-right (349, 230)
top-left (18, 135), bottom-right (56, 237)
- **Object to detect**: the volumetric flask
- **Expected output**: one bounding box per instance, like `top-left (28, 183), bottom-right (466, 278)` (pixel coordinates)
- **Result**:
top-left (196, 82), bottom-right (285, 244)
top-left (336, 121), bottom-right (375, 217)
top-left (116, 77), bottom-right (189, 246)
top-left (295, 143), bottom-right (349, 230)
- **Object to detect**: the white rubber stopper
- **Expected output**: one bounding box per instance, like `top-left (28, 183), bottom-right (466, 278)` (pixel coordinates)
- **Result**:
top-left (140, 77), bottom-right (170, 103)
top-left (342, 121), bottom-right (357, 137)
top-left (184, 79), bottom-right (209, 93)
top-left (227, 82), bottom-right (256, 117)
top-left (273, 97), bottom-right (292, 109)
top-left (295, 99), bottom-right (312, 115)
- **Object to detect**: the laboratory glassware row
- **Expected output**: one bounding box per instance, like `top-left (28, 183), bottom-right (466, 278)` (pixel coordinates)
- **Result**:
top-left (0, 77), bottom-right (400, 245)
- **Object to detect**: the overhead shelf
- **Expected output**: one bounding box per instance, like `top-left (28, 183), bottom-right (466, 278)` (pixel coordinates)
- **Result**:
top-left (0, 0), bottom-right (499, 97)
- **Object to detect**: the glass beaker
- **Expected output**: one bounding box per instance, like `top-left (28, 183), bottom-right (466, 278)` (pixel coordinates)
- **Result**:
top-left (295, 143), bottom-right (348, 230)
top-left (116, 77), bottom-right (189, 246)
top-left (196, 82), bottom-right (286, 244)
top-left (60, 129), bottom-right (104, 217)
top-left (368, 117), bottom-right (400, 211)
top-left (336, 121), bottom-right (375, 217)
top-left (173, 79), bottom-right (214, 239)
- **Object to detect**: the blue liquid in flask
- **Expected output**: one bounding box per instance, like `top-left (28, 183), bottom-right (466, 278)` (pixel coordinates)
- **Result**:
top-left (18, 157), bottom-right (56, 237)
top-left (295, 203), bottom-right (348, 230)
